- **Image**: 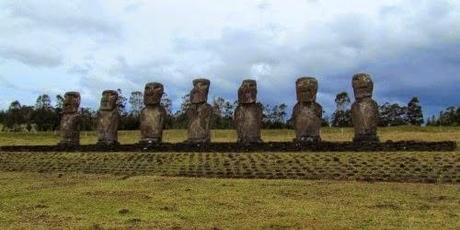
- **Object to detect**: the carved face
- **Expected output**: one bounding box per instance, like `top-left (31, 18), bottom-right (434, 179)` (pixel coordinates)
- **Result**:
top-left (100, 90), bottom-right (118, 111)
top-left (63, 92), bottom-right (81, 114)
top-left (190, 78), bottom-right (210, 104)
top-left (296, 77), bottom-right (318, 103)
top-left (238, 80), bottom-right (257, 104)
top-left (352, 73), bottom-right (374, 100)
top-left (144, 82), bottom-right (164, 105)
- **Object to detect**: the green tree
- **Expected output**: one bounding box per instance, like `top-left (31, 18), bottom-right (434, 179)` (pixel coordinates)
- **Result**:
top-left (4, 101), bottom-right (24, 131)
top-left (331, 92), bottom-right (352, 127)
top-left (79, 107), bottom-right (97, 131)
top-left (406, 97), bottom-right (424, 126)
top-left (161, 93), bottom-right (173, 129)
top-left (33, 94), bottom-right (58, 131)
top-left (128, 91), bottom-right (143, 117)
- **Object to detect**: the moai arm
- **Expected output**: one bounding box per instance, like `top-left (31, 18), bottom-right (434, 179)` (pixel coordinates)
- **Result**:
top-left (114, 111), bottom-right (120, 131)
top-left (291, 103), bottom-right (299, 129)
top-left (186, 104), bottom-right (195, 129)
top-left (256, 102), bottom-right (263, 129)
top-left (76, 114), bottom-right (81, 132)
top-left (369, 100), bottom-right (379, 129)
top-left (202, 104), bottom-right (212, 131)
top-left (72, 113), bottom-right (81, 142)
top-left (234, 105), bottom-right (244, 137)
top-left (96, 111), bottom-right (103, 139)
top-left (186, 104), bottom-right (195, 120)
top-left (160, 106), bottom-right (167, 130)
top-left (139, 107), bottom-right (147, 137)
top-left (315, 103), bottom-right (323, 119)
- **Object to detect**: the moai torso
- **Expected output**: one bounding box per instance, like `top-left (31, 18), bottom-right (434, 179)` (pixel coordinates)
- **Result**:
top-left (139, 82), bottom-right (166, 144)
top-left (351, 98), bottom-right (379, 139)
top-left (140, 105), bottom-right (166, 143)
top-left (351, 73), bottom-right (379, 143)
top-left (187, 103), bottom-right (212, 143)
top-left (59, 92), bottom-right (81, 146)
top-left (293, 102), bottom-right (322, 142)
top-left (187, 79), bottom-right (212, 143)
top-left (234, 80), bottom-right (262, 144)
top-left (97, 90), bottom-right (120, 145)
top-left (235, 103), bottom-right (263, 143)
top-left (292, 77), bottom-right (322, 143)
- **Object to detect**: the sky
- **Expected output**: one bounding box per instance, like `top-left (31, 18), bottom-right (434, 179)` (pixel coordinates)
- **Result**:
top-left (0, 0), bottom-right (459, 118)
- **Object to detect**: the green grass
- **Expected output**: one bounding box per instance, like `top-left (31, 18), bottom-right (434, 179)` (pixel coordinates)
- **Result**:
top-left (0, 127), bottom-right (459, 229)
top-left (0, 126), bottom-right (459, 145)
top-left (0, 172), bottom-right (459, 229)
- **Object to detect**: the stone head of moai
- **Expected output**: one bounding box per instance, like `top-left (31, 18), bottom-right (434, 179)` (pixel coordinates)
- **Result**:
top-left (100, 90), bottom-right (118, 111)
top-left (144, 82), bottom-right (164, 106)
top-left (238, 79), bottom-right (258, 104)
top-left (296, 77), bottom-right (318, 103)
top-left (352, 73), bottom-right (374, 100)
top-left (190, 78), bottom-right (210, 104)
top-left (63, 92), bottom-right (81, 114)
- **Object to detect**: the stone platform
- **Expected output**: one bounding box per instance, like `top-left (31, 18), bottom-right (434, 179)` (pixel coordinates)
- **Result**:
top-left (0, 141), bottom-right (456, 152)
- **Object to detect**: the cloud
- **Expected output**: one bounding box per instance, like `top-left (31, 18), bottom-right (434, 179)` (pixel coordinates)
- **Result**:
top-left (0, 46), bottom-right (62, 67)
top-left (0, 0), bottom-right (459, 119)
top-left (2, 0), bottom-right (121, 37)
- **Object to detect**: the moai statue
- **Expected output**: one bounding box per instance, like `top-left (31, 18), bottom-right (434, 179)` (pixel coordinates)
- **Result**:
top-left (351, 73), bottom-right (379, 143)
top-left (291, 77), bottom-right (322, 143)
top-left (234, 79), bottom-right (263, 144)
top-left (139, 82), bottom-right (167, 145)
top-left (96, 90), bottom-right (120, 146)
top-left (59, 92), bottom-right (81, 146)
top-left (186, 78), bottom-right (212, 143)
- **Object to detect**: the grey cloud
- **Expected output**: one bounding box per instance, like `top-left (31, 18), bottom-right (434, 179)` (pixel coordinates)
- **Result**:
top-left (3, 1), bottom-right (121, 38)
top-left (0, 46), bottom-right (62, 67)
top-left (14, 0), bottom-right (455, 118)
top-left (0, 75), bottom-right (19, 90)
top-left (163, 0), bottom-right (460, 117)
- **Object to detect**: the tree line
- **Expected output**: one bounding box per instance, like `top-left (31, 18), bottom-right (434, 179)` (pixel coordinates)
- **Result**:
top-left (329, 92), bottom-right (426, 127)
top-left (0, 89), bottom-right (293, 131)
top-left (1, 90), bottom-right (455, 132)
top-left (426, 106), bottom-right (460, 126)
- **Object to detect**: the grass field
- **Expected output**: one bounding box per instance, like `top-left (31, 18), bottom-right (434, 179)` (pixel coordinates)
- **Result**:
top-left (0, 127), bottom-right (459, 229)
top-left (1, 172), bottom-right (459, 229)
top-left (0, 126), bottom-right (459, 145)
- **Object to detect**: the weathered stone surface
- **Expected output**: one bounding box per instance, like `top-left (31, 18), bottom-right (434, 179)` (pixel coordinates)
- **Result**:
top-left (187, 79), bottom-right (212, 143)
top-left (234, 80), bottom-right (263, 144)
top-left (97, 90), bottom-right (120, 145)
top-left (351, 73), bottom-right (379, 143)
top-left (292, 77), bottom-right (322, 143)
top-left (59, 92), bottom-right (81, 146)
top-left (140, 82), bottom-right (166, 144)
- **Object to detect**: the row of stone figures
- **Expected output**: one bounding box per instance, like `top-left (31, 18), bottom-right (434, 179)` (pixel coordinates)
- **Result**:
top-left (59, 73), bottom-right (379, 146)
